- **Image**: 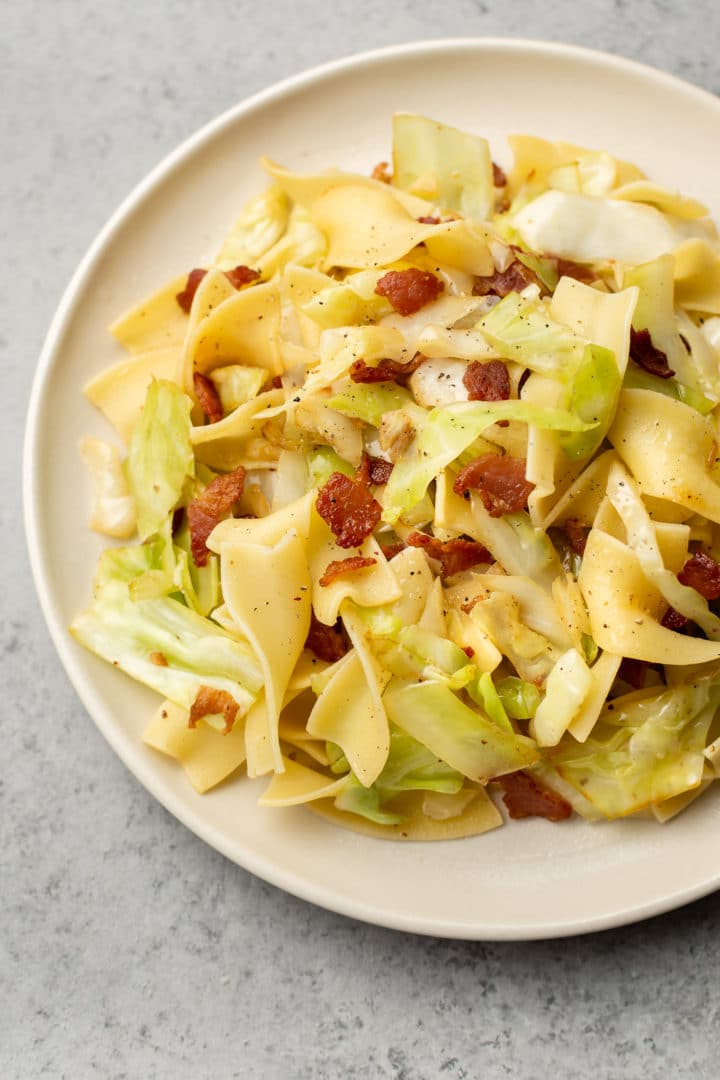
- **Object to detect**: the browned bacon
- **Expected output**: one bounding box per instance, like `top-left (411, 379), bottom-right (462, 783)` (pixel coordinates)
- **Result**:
top-left (452, 454), bottom-right (534, 517)
top-left (374, 268), bottom-right (444, 316)
top-left (187, 466), bottom-right (246, 567)
top-left (193, 372), bottom-right (224, 424)
top-left (176, 265), bottom-right (260, 312)
top-left (319, 556), bottom-right (377, 587)
top-left (492, 162), bottom-right (507, 187)
top-left (497, 771), bottom-right (572, 821)
top-left (305, 612), bottom-right (351, 662)
top-left (316, 472), bottom-right (381, 549)
top-left (188, 686), bottom-right (241, 734)
top-left (678, 551), bottom-right (720, 600)
top-left (462, 359), bottom-right (511, 402)
top-left (356, 453), bottom-right (394, 487)
top-left (406, 531), bottom-right (491, 578)
top-left (563, 518), bottom-right (590, 557)
top-left (630, 327), bottom-right (675, 379)
top-left (349, 354), bottom-right (425, 385)
top-left (372, 161), bottom-right (392, 183)
top-left (472, 261), bottom-right (540, 298)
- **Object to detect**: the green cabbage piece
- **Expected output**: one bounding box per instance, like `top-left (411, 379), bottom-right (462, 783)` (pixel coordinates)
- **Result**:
top-left (478, 292), bottom-right (585, 377)
top-left (71, 543), bottom-right (262, 713)
top-left (622, 364), bottom-right (715, 414)
top-left (210, 365), bottom-right (265, 413)
top-left (329, 383), bottom-right (415, 427)
top-left (382, 399), bottom-right (595, 525)
top-left (307, 446), bottom-right (355, 488)
top-left (552, 679), bottom-right (720, 817)
top-left (392, 113), bottom-right (494, 221)
top-left (559, 344), bottom-right (622, 460)
top-left (495, 676), bottom-right (541, 720)
top-left (384, 678), bottom-right (539, 782)
top-left (333, 730), bottom-right (465, 825)
top-left (125, 379), bottom-right (194, 541)
top-left (258, 203), bottom-right (326, 276)
top-left (217, 184), bottom-right (289, 267)
top-left (374, 624), bottom-right (476, 689)
top-left (467, 672), bottom-right (514, 733)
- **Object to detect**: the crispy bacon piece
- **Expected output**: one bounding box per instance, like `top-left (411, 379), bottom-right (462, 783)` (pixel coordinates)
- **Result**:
top-left (462, 359), bottom-right (511, 402)
top-left (187, 466), bottom-right (246, 567)
top-left (492, 162), bottom-right (507, 187)
top-left (349, 354), bottom-right (425, 385)
top-left (661, 607), bottom-right (690, 632)
top-left (193, 372), bottom-right (224, 424)
top-left (473, 260), bottom-right (540, 298)
top-left (497, 771), bottom-right (572, 821)
top-left (176, 268), bottom-right (208, 313)
top-left (417, 214), bottom-right (441, 224)
top-left (188, 686), bottom-right (241, 734)
top-left (563, 518), bottom-right (590, 557)
top-left (374, 268), bottom-right (444, 316)
top-left (319, 556), bottom-right (377, 587)
top-left (305, 612), bottom-right (351, 663)
top-left (630, 327), bottom-right (675, 379)
top-left (224, 265), bottom-right (261, 289)
top-left (678, 551), bottom-right (720, 600)
top-left (316, 472), bottom-right (381, 549)
top-left (453, 454), bottom-right (534, 517)
top-left (372, 161), bottom-right (392, 183)
top-left (554, 257), bottom-right (597, 284)
top-left (407, 531), bottom-right (491, 578)
top-left (356, 452), bottom-right (394, 487)
top-left (618, 657), bottom-right (649, 689)
top-left (176, 265), bottom-right (260, 312)
top-left (379, 541), bottom-right (406, 561)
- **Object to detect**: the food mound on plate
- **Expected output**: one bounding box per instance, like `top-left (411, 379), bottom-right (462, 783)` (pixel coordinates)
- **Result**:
top-left (73, 113), bottom-right (720, 840)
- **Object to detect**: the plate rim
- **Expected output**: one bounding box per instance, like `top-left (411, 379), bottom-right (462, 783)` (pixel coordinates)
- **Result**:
top-left (23, 37), bottom-right (720, 940)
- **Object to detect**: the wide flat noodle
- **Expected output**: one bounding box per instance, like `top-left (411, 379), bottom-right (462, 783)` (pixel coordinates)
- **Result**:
top-left (673, 239), bottom-right (720, 314)
top-left (609, 389), bottom-right (720, 523)
top-left (258, 756), bottom-right (350, 806)
top-left (190, 388), bottom-right (283, 470)
top-left (262, 157), bottom-right (433, 216)
top-left (208, 490), bottom-right (315, 551)
top-left (567, 650), bottom-right (623, 742)
top-left (219, 531), bottom-right (312, 775)
top-left (183, 280), bottom-right (282, 389)
top-left (110, 275), bottom-right (189, 353)
top-left (84, 347), bottom-right (183, 443)
top-left (142, 699), bottom-right (247, 793)
top-left (506, 135), bottom-right (644, 200)
top-left (578, 528), bottom-right (720, 663)
top-left (306, 647), bottom-right (390, 786)
top-left (307, 509), bottom-right (401, 626)
top-left (307, 786), bottom-right (502, 841)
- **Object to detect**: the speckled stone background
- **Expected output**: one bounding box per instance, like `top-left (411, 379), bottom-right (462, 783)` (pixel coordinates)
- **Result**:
top-left (5, 2), bottom-right (720, 1077)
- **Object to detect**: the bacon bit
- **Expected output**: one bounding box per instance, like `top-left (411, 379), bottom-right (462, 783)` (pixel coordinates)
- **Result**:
top-left (678, 551), bottom-right (720, 600)
top-left (563, 518), bottom-right (590, 557)
top-left (462, 359), bottom-right (511, 402)
top-left (319, 556), bottom-right (377, 587)
top-left (417, 214), bottom-right (442, 224)
top-left (379, 541), bottom-right (406, 561)
top-left (176, 265), bottom-right (260, 312)
top-left (271, 375), bottom-right (283, 389)
top-left (149, 651), bottom-right (168, 667)
top-left (224, 264), bottom-right (261, 289)
top-left (188, 686), bottom-right (241, 735)
top-left (372, 161), bottom-right (392, 183)
top-left (375, 268), bottom-right (444, 316)
top-left (407, 531), bottom-right (491, 578)
top-left (349, 354), bottom-right (425, 385)
top-left (497, 771), bottom-right (572, 821)
top-left (618, 657), bottom-right (649, 689)
top-left (554, 257), bottom-right (597, 284)
top-left (473, 260), bottom-right (540, 298)
top-left (316, 472), bottom-right (381, 549)
top-left (453, 454), bottom-right (534, 517)
top-left (662, 607), bottom-right (690, 632)
top-left (193, 372), bottom-right (224, 424)
top-left (305, 612), bottom-right (351, 662)
top-left (187, 466), bottom-right (246, 567)
top-left (630, 327), bottom-right (675, 379)
top-left (462, 645), bottom-right (475, 658)
top-left (176, 268), bottom-right (207, 312)
top-left (356, 452), bottom-right (394, 487)
top-left (492, 162), bottom-right (507, 187)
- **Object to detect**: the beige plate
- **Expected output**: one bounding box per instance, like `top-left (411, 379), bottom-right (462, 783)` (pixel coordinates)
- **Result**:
top-left (24, 39), bottom-right (720, 939)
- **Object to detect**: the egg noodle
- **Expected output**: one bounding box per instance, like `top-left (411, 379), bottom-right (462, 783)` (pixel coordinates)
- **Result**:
top-left (73, 114), bottom-right (720, 840)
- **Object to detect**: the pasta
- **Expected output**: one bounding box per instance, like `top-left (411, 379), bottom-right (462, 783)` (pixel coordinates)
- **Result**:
top-left (73, 113), bottom-right (720, 839)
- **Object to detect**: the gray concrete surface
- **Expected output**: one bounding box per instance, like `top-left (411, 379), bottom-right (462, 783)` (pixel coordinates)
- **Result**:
top-left (4, 2), bottom-right (720, 1077)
